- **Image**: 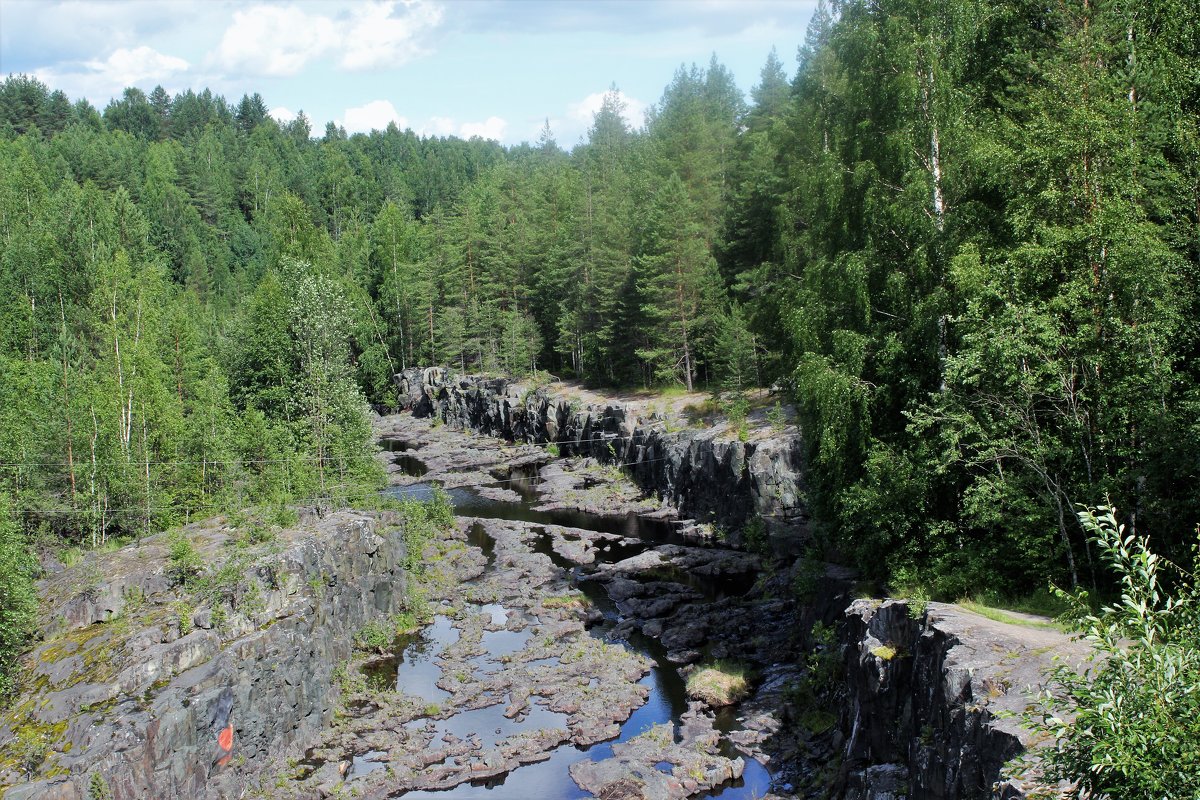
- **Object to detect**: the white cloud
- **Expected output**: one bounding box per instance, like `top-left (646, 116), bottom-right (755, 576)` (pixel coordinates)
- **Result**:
top-left (339, 100), bottom-right (408, 134)
top-left (33, 45), bottom-right (189, 104)
top-left (328, 105), bottom-right (506, 141)
top-left (83, 46), bottom-right (189, 86)
top-left (567, 89), bottom-right (647, 131)
top-left (424, 116), bottom-right (457, 137)
top-left (269, 106), bottom-right (297, 124)
top-left (213, 5), bottom-right (339, 78)
top-left (211, 1), bottom-right (442, 77)
top-left (340, 1), bottom-right (444, 71)
top-left (458, 116), bottom-right (507, 141)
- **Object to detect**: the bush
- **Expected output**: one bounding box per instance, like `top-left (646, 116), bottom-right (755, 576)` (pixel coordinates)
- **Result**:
top-left (767, 400), bottom-right (786, 430)
top-left (355, 619), bottom-right (395, 651)
top-left (1026, 505), bottom-right (1200, 798)
top-left (166, 529), bottom-right (203, 588)
top-left (741, 516), bottom-right (768, 555)
top-left (792, 555), bottom-right (824, 603)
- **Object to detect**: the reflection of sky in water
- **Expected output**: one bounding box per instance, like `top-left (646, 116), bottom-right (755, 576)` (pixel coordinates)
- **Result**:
top-left (344, 750), bottom-right (386, 781)
top-left (375, 460), bottom-right (775, 798)
top-left (381, 482), bottom-right (683, 543)
top-left (481, 627), bottom-right (532, 660)
top-left (478, 603), bottom-right (509, 626)
top-left (404, 700), bottom-right (568, 750)
top-left (384, 615), bottom-right (458, 704)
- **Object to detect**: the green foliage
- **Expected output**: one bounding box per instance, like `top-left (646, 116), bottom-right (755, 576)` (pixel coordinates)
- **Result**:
top-left (87, 770), bottom-right (113, 800)
top-left (740, 516), bottom-right (768, 555)
top-left (380, 487), bottom-right (455, 575)
top-left (0, 8), bottom-right (1197, 632)
top-left (766, 401), bottom-right (785, 430)
top-left (787, 620), bottom-right (841, 733)
top-left (264, 504), bottom-right (298, 529)
top-left (354, 619), bottom-right (395, 651)
top-left (0, 497), bottom-right (38, 697)
top-left (166, 529), bottom-right (202, 588)
top-left (904, 590), bottom-right (929, 621)
top-left (1027, 506), bottom-right (1200, 797)
top-left (792, 555), bottom-right (824, 603)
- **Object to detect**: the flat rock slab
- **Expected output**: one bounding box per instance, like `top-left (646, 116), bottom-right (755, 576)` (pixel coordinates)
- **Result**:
top-left (570, 714), bottom-right (745, 800)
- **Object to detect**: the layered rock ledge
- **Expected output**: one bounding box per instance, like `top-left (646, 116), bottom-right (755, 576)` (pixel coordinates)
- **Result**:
top-left (394, 368), bottom-right (809, 546)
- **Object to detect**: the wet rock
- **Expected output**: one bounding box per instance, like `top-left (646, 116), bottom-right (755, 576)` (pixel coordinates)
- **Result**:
top-left (570, 717), bottom-right (746, 800)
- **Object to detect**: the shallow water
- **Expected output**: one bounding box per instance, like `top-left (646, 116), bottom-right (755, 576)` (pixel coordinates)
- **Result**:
top-left (378, 441), bottom-right (773, 798)
top-left (404, 699), bottom-right (569, 750)
top-left (362, 615), bottom-right (458, 704)
top-left (346, 750), bottom-right (388, 781)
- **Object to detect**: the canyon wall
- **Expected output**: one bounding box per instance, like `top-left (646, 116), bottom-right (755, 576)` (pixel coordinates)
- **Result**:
top-left (2, 511), bottom-right (409, 800)
top-left (396, 368), bottom-right (809, 546)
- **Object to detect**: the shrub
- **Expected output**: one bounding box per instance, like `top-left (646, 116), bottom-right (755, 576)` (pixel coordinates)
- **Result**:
top-left (264, 503), bottom-right (298, 529)
top-left (355, 619), bottom-right (395, 651)
top-left (906, 588), bottom-right (930, 620)
top-left (742, 516), bottom-right (768, 555)
top-left (166, 529), bottom-right (203, 588)
top-left (793, 555), bottom-right (824, 603)
top-left (766, 400), bottom-right (786, 430)
top-left (1026, 505), bottom-right (1200, 798)
top-left (88, 771), bottom-right (112, 800)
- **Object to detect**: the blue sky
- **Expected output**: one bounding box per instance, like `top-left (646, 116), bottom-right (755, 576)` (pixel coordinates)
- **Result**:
top-left (0, 0), bottom-right (816, 146)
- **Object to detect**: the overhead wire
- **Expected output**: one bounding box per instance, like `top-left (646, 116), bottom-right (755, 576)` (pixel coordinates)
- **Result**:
top-left (0, 424), bottom-right (709, 469)
top-left (6, 423), bottom-right (793, 519)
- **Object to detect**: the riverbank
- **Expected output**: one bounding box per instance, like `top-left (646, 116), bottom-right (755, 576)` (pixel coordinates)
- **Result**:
top-left (394, 368), bottom-right (809, 550)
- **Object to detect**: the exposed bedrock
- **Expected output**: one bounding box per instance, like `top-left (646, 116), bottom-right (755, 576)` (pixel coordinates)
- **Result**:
top-left (2, 511), bottom-right (410, 800)
top-left (835, 600), bottom-right (1084, 800)
top-left (394, 368), bottom-right (809, 546)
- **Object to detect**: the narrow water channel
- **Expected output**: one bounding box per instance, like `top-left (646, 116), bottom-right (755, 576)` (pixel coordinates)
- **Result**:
top-left (377, 438), bottom-right (772, 799)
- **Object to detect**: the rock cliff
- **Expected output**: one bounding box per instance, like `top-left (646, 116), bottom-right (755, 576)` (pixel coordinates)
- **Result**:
top-left (395, 368), bottom-right (808, 545)
top-left (1, 510), bottom-right (410, 800)
top-left (835, 600), bottom-right (1081, 800)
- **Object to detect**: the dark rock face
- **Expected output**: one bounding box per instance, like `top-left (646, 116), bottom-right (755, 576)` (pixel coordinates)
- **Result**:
top-left (3, 512), bottom-right (410, 800)
top-left (394, 369), bottom-right (808, 545)
top-left (834, 600), bottom-right (1084, 800)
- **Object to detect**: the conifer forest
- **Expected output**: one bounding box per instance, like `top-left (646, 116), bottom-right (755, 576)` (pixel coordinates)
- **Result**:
top-left (1, 1), bottom-right (1199, 795)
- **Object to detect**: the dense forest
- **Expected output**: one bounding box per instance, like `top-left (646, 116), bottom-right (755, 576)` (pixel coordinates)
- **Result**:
top-left (1, 0), bottom-right (1198, 698)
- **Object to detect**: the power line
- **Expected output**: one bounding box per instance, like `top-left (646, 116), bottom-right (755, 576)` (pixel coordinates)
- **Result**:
top-left (8, 452), bottom-right (675, 516)
top-left (0, 425), bottom-right (719, 469)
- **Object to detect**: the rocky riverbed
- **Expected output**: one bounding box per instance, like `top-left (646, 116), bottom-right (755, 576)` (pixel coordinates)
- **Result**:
top-left (268, 412), bottom-right (830, 799)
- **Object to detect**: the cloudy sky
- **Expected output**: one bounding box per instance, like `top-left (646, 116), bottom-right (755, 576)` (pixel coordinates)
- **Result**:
top-left (0, 0), bottom-right (816, 146)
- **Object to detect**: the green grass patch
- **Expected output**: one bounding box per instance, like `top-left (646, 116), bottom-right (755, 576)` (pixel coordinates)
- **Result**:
top-left (799, 708), bottom-right (837, 734)
top-left (685, 659), bottom-right (753, 707)
top-left (956, 599), bottom-right (1066, 631)
top-left (965, 588), bottom-right (1074, 619)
